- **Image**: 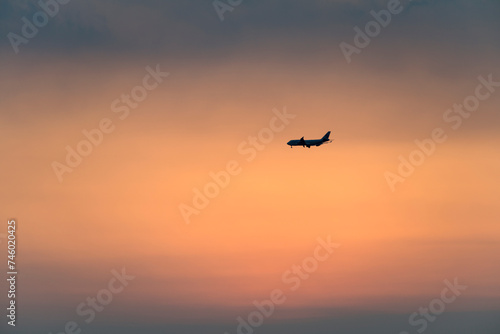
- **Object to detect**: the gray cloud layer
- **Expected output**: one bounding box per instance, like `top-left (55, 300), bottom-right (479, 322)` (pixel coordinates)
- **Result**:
top-left (1, 0), bottom-right (499, 60)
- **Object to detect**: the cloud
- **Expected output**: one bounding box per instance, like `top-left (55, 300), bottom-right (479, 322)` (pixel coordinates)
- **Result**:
top-left (1, 0), bottom-right (498, 61)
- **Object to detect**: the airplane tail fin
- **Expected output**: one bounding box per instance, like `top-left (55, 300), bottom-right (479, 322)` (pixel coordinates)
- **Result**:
top-left (322, 131), bottom-right (331, 141)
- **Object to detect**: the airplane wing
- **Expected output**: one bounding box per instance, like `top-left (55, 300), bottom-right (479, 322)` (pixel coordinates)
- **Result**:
top-left (299, 137), bottom-right (306, 146)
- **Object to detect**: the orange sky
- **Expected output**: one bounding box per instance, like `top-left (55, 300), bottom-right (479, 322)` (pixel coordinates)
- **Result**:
top-left (1, 54), bottom-right (499, 328)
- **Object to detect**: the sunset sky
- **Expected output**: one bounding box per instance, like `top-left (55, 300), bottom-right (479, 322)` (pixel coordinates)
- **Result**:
top-left (1, 1), bottom-right (499, 333)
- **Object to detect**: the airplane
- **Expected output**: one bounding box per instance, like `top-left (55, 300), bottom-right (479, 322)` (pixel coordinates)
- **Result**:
top-left (287, 131), bottom-right (332, 148)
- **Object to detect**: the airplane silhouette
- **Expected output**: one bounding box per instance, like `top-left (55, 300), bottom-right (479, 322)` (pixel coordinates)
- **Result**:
top-left (287, 131), bottom-right (332, 148)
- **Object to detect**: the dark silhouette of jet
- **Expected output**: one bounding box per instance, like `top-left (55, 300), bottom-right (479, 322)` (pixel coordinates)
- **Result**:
top-left (287, 131), bottom-right (332, 148)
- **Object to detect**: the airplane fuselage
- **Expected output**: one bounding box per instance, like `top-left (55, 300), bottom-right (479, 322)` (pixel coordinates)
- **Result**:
top-left (287, 139), bottom-right (324, 147)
